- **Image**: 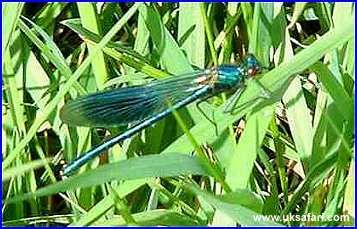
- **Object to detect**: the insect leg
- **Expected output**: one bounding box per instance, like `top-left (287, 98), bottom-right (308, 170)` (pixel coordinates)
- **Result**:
top-left (251, 79), bottom-right (272, 99)
top-left (195, 99), bottom-right (219, 135)
top-left (223, 86), bottom-right (246, 113)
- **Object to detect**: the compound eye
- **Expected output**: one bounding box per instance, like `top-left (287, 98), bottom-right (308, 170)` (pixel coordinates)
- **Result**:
top-left (245, 54), bottom-right (258, 66)
top-left (247, 66), bottom-right (260, 78)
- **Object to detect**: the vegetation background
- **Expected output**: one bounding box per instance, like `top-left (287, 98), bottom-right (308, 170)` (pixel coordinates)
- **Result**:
top-left (2, 2), bottom-right (355, 226)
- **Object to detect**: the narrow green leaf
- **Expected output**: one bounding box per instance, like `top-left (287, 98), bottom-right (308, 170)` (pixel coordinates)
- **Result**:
top-left (5, 153), bottom-right (209, 203)
top-left (77, 2), bottom-right (109, 88)
top-left (2, 2), bottom-right (24, 54)
top-left (178, 2), bottom-right (205, 68)
top-left (186, 184), bottom-right (283, 226)
top-left (96, 209), bottom-right (203, 226)
top-left (139, 4), bottom-right (193, 74)
top-left (2, 158), bottom-right (51, 182)
top-left (225, 105), bottom-right (275, 190)
top-left (282, 77), bottom-right (313, 168)
top-left (62, 18), bottom-right (167, 79)
top-left (311, 62), bottom-right (353, 124)
top-left (287, 2), bottom-right (307, 29)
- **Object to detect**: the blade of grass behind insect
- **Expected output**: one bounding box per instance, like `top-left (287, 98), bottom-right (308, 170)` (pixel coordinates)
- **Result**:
top-left (240, 2), bottom-right (254, 39)
top-left (3, 2), bottom-right (142, 169)
top-left (281, 149), bottom-right (338, 216)
top-left (10, 33), bottom-right (52, 112)
top-left (330, 2), bottom-right (354, 117)
top-left (269, 116), bottom-right (289, 207)
top-left (310, 83), bottom-right (330, 165)
top-left (77, 2), bottom-right (109, 89)
top-left (319, 107), bottom-right (353, 225)
top-left (110, 186), bottom-right (138, 226)
top-left (250, 2), bottom-right (273, 64)
top-left (184, 183), bottom-right (283, 226)
top-left (343, 161), bottom-right (355, 225)
top-left (264, 133), bottom-right (299, 162)
top-left (311, 62), bottom-right (353, 130)
top-left (134, 8), bottom-right (150, 56)
top-left (309, 81), bottom-right (352, 223)
top-left (322, 169), bottom-right (348, 226)
top-left (178, 2), bottom-right (205, 69)
top-left (33, 2), bottom-right (68, 31)
top-left (2, 158), bottom-right (51, 182)
top-left (146, 180), bottom-right (203, 220)
top-left (257, 148), bottom-right (281, 215)
top-left (315, 72), bottom-right (352, 158)
top-left (287, 2), bottom-right (307, 29)
top-left (313, 3), bottom-right (333, 33)
top-left (283, 77), bottom-right (314, 169)
top-left (139, 4), bottom-right (193, 74)
top-left (62, 18), bottom-right (167, 79)
top-left (33, 136), bottom-right (57, 182)
top-left (177, 2), bottom-right (206, 124)
top-left (225, 105), bottom-right (275, 190)
top-left (69, 178), bottom-right (151, 226)
top-left (3, 49), bottom-right (27, 134)
top-left (2, 46), bottom-right (41, 214)
top-left (214, 3), bottom-right (241, 51)
top-left (211, 188), bottom-right (264, 226)
top-left (171, 104), bottom-right (231, 193)
top-left (216, 3), bottom-right (238, 63)
top-left (2, 2), bottom-right (24, 55)
top-left (332, 2), bottom-right (354, 29)
top-left (271, 3), bottom-right (293, 64)
top-left (345, 38), bottom-right (355, 78)
top-left (199, 3), bottom-right (217, 65)
top-left (18, 17), bottom-right (86, 95)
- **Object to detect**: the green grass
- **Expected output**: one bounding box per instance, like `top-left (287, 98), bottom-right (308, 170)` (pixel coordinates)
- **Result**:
top-left (2, 2), bottom-right (355, 226)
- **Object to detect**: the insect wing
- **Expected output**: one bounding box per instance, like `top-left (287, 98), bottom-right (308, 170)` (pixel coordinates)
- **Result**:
top-left (60, 71), bottom-right (210, 127)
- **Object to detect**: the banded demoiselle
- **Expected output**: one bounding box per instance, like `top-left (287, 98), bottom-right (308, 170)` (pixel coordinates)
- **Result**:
top-left (60, 54), bottom-right (262, 176)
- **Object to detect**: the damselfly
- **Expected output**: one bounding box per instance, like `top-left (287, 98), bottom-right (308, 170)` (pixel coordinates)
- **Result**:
top-left (60, 54), bottom-right (263, 176)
